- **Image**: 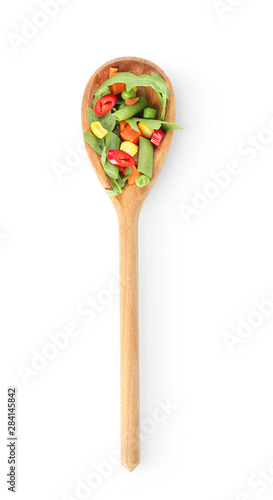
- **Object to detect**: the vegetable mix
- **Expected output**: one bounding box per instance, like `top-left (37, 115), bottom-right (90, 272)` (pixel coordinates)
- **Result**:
top-left (84, 67), bottom-right (182, 196)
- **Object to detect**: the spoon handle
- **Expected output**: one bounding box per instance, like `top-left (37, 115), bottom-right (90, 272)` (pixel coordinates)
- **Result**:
top-left (118, 210), bottom-right (140, 472)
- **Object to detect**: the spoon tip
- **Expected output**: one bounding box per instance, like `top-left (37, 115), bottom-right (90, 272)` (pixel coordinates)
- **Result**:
top-left (122, 462), bottom-right (140, 472)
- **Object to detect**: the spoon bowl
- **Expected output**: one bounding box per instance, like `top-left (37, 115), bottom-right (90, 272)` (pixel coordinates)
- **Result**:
top-left (81, 57), bottom-right (176, 472)
top-left (81, 56), bottom-right (176, 214)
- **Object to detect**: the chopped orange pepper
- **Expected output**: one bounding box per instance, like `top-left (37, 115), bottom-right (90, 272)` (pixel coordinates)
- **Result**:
top-left (111, 82), bottom-right (126, 95)
top-left (119, 167), bottom-right (127, 176)
top-left (120, 124), bottom-right (142, 145)
top-left (109, 67), bottom-right (118, 77)
top-left (119, 120), bottom-right (127, 133)
top-left (125, 97), bottom-right (139, 106)
top-left (128, 164), bottom-right (141, 185)
top-left (108, 67), bottom-right (126, 95)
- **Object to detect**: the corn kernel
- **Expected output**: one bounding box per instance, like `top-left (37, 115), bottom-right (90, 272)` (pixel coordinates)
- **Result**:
top-left (132, 86), bottom-right (137, 93)
top-left (120, 141), bottom-right (138, 157)
top-left (138, 122), bottom-right (154, 139)
top-left (90, 121), bottom-right (108, 139)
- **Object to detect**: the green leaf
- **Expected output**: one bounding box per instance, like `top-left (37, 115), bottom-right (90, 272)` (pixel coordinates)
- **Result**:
top-left (112, 123), bottom-right (120, 136)
top-left (101, 146), bottom-right (107, 167)
top-left (84, 131), bottom-right (105, 156)
top-left (94, 72), bottom-right (170, 120)
top-left (87, 107), bottom-right (116, 132)
top-left (160, 122), bottom-right (183, 132)
top-left (119, 168), bottom-right (132, 188)
top-left (105, 168), bottom-right (133, 196)
top-left (93, 89), bottom-right (111, 107)
top-left (126, 117), bottom-right (183, 132)
top-left (105, 188), bottom-right (120, 196)
top-left (102, 132), bottom-right (120, 179)
top-left (105, 178), bottom-right (124, 196)
top-left (126, 118), bottom-right (161, 131)
top-left (103, 163), bottom-right (119, 180)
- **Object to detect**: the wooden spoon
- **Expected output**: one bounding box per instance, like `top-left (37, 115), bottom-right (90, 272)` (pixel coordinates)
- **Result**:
top-left (81, 56), bottom-right (176, 472)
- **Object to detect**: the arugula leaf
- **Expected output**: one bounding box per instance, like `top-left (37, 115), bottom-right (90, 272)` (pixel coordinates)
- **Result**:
top-left (105, 177), bottom-right (124, 196)
top-left (84, 131), bottom-right (105, 156)
top-left (119, 168), bottom-right (132, 188)
top-left (115, 99), bottom-right (126, 111)
top-left (87, 107), bottom-right (116, 132)
top-left (112, 123), bottom-right (120, 137)
top-left (94, 72), bottom-right (170, 120)
top-left (160, 122), bottom-right (183, 133)
top-left (101, 132), bottom-right (120, 179)
top-left (93, 89), bottom-right (111, 107)
top-left (101, 146), bottom-right (107, 167)
top-left (103, 163), bottom-right (119, 180)
top-left (126, 118), bottom-right (161, 131)
top-left (105, 168), bottom-right (133, 196)
top-left (150, 72), bottom-right (171, 118)
top-left (126, 117), bottom-right (183, 132)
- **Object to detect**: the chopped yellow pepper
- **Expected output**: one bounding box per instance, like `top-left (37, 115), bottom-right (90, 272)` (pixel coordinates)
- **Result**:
top-left (90, 121), bottom-right (108, 139)
top-left (120, 141), bottom-right (138, 157)
top-left (132, 86), bottom-right (137, 93)
top-left (138, 122), bottom-right (154, 139)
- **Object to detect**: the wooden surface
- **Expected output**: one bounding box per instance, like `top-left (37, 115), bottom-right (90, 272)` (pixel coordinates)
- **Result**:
top-left (81, 57), bottom-right (176, 472)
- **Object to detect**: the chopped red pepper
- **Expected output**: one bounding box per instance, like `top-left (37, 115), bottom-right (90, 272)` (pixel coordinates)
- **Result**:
top-left (94, 94), bottom-right (117, 116)
top-left (107, 149), bottom-right (134, 168)
top-left (150, 129), bottom-right (164, 146)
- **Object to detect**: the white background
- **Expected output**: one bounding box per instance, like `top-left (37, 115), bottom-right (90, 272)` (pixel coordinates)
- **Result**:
top-left (1, 0), bottom-right (273, 499)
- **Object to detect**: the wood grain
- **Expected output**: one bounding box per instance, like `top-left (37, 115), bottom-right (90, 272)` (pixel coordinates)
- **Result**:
top-left (119, 206), bottom-right (141, 471)
top-left (81, 57), bottom-right (176, 472)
